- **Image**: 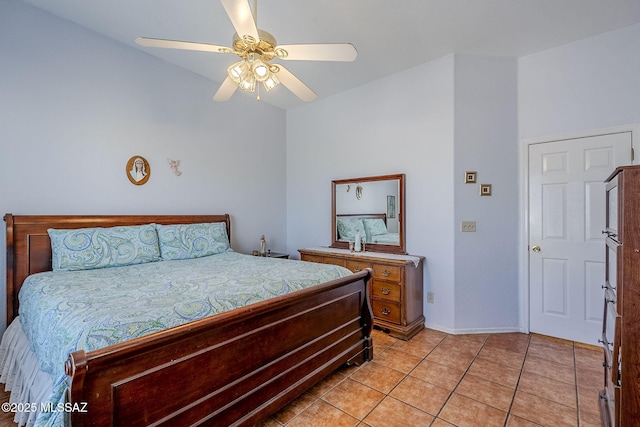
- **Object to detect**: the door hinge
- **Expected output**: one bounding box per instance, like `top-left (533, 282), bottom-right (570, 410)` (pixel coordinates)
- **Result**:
top-left (632, 147), bottom-right (635, 161)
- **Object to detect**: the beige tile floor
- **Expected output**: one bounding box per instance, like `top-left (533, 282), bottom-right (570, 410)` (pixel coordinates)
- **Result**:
top-left (259, 328), bottom-right (603, 427)
top-left (0, 328), bottom-right (603, 427)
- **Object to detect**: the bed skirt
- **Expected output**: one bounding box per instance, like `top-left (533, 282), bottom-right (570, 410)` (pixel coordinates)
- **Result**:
top-left (0, 317), bottom-right (53, 427)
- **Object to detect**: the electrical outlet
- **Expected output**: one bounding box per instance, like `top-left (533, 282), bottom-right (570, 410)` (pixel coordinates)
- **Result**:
top-left (461, 221), bottom-right (476, 232)
top-left (427, 292), bottom-right (435, 303)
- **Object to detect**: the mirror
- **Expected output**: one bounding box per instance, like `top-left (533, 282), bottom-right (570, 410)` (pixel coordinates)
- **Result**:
top-left (331, 173), bottom-right (406, 254)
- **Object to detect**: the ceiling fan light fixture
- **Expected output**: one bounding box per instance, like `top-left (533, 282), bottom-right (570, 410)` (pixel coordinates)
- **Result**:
top-left (228, 52), bottom-right (279, 93)
top-left (238, 72), bottom-right (256, 92)
top-left (253, 60), bottom-right (269, 81)
top-left (228, 60), bottom-right (249, 83)
top-left (138, 0), bottom-right (356, 103)
top-left (262, 73), bottom-right (279, 91)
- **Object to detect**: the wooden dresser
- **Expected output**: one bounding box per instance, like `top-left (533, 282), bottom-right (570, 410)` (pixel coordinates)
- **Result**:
top-left (600, 165), bottom-right (640, 426)
top-left (299, 248), bottom-right (425, 340)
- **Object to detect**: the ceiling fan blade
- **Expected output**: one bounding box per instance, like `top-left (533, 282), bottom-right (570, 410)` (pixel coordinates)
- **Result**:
top-left (136, 37), bottom-right (231, 53)
top-left (276, 43), bottom-right (357, 62)
top-left (213, 76), bottom-right (238, 102)
top-left (220, 0), bottom-right (259, 42)
top-left (274, 65), bottom-right (317, 102)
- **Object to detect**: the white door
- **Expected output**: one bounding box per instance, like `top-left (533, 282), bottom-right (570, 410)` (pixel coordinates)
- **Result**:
top-left (529, 132), bottom-right (632, 345)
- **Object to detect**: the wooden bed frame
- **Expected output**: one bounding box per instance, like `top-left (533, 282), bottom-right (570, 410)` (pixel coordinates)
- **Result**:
top-left (337, 213), bottom-right (387, 224)
top-left (4, 214), bottom-right (373, 427)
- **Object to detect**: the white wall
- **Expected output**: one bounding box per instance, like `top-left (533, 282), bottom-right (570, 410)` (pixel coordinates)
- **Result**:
top-left (286, 54), bottom-right (521, 333)
top-left (287, 56), bottom-right (458, 330)
top-left (0, 0), bottom-right (287, 329)
top-left (453, 55), bottom-right (519, 332)
top-left (519, 23), bottom-right (640, 139)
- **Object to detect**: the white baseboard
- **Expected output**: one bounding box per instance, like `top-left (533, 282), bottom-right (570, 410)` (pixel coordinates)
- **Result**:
top-left (424, 323), bottom-right (525, 336)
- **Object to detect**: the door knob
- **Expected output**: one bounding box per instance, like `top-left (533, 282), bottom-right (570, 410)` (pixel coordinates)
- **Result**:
top-left (531, 245), bottom-right (541, 253)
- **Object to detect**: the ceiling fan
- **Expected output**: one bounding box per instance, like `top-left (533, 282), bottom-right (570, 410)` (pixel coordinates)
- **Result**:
top-left (136, 0), bottom-right (357, 102)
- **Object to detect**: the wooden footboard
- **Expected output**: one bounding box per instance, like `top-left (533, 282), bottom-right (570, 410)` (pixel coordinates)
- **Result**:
top-left (65, 270), bottom-right (373, 427)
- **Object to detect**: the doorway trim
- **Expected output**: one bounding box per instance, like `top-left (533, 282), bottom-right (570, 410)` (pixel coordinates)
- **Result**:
top-left (519, 124), bottom-right (640, 336)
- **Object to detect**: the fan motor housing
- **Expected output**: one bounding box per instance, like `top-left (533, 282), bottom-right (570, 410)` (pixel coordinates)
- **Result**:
top-left (232, 29), bottom-right (278, 60)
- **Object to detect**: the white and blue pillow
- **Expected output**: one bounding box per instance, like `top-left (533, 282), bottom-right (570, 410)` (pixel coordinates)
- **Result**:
top-left (336, 218), bottom-right (366, 241)
top-left (48, 224), bottom-right (160, 271)
top-left (156, 222), bottom-right (231, 260)
top-left (363, 218), bottom-right (388, 237)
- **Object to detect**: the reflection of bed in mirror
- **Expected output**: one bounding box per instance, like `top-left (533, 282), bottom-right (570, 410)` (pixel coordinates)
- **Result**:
top-left (331, 174), bottom-right (405, 255)
top-left (336, 213), bottom-right (400, 245)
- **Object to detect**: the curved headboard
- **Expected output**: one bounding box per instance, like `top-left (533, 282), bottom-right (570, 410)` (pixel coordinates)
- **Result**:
top-left (4, 214), bottom-right (231, 325)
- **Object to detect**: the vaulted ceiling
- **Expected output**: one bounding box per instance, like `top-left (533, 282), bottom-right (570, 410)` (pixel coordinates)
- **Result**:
top-left (19, 0), bottom-right (640, 110)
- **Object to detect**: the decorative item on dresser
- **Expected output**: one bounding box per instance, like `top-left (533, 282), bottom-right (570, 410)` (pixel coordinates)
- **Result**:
top-left (600, 165), bottom-right (640, 426)
top-left (299, 248), bottom-right (424, 340)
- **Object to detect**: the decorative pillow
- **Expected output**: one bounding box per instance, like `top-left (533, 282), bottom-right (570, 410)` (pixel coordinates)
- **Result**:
top-left (156, 222), bottom-right (230, 260)
top-left (48, 224), bottom-right (160, 271)
top-left (336, 218), bottom-right (366, 240)
top-left (363, 218), bottom-right (388, 236)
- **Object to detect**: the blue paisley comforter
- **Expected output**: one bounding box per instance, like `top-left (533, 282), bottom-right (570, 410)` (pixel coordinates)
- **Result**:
top-left (18, 251), bottom-right (351, 427)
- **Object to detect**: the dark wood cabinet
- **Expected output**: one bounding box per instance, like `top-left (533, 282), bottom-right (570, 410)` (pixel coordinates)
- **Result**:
top-left (600, 165), bottom-right (640, 427)
top-left (299, 248), bottom-right (424, 340)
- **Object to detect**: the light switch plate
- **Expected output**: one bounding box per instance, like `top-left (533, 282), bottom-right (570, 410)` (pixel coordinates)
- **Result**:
top-left (461, 221), bottom-right (476, 232)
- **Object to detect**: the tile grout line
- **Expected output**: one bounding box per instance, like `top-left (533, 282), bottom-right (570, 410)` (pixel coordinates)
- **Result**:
top-left (502, 334), bottom-right (533, 427)
top-left (427, 335), bottom-right (490, 425)
top-left (349, 332), bottom-right (449, 425)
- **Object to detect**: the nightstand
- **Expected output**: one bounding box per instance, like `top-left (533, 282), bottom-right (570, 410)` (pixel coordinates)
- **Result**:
top-left (267, 252), bottom-right (289, 259)
top-left (252, 251), bottom-right (289, 259)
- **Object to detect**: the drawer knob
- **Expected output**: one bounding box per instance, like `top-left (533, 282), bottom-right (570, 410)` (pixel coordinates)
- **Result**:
top-left (381, 308), bottom-right (391, 316)
top-left (353, 266), bottom-right (363, 272)
top-left (381, 269), bottom-right (391, 277)
top-left (381, 287), bottom-right (391, 295)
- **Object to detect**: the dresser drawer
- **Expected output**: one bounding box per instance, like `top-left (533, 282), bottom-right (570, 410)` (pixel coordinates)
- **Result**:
top-left (321, 256), bottom-right (347, 267)
top-left (371, 263), bottom-right (401, 282)
top-left (371, 299), bottom-right (401, 324)
top-left (346, 260), bottom-right (370, 274)
top-left (301, 254), bottom-right (324, 264)
top-left (371, 281), bottom-right (401, 302)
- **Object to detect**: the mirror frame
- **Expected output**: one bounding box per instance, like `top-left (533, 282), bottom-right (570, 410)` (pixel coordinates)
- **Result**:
top-left (331, 173), bottom-right (406, 254)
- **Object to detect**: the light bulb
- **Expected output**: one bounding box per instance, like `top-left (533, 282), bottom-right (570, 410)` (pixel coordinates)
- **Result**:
top-left (238, 73), bottom-right (256, 92)
top-left (262, 73), bottom-right (279, 91)
top-left (227, 61), bottom-right (249, 83)
top-left (253, 61), bottom-right (269, 81)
